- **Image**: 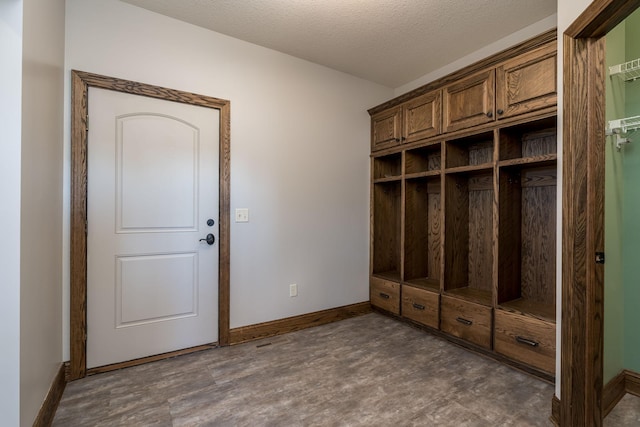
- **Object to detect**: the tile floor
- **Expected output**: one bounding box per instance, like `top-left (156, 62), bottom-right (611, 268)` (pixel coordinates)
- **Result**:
top-left (605, 393), bottom-right (640, 426)
top-left (54, 313), bottom-right (562, 426)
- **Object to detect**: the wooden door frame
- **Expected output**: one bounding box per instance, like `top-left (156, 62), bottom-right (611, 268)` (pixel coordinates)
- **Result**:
top-left (69, 70), bottom-right (231, 380)
top-left (561, 0), bottom-right (640, 425)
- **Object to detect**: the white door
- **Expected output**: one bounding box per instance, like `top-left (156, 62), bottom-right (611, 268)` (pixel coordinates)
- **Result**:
top-left (87, 88), bottom-right (219, 369)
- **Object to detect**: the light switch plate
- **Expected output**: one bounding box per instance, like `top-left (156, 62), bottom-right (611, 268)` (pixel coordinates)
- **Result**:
top-left (235, 208), bottom-right (249, 223)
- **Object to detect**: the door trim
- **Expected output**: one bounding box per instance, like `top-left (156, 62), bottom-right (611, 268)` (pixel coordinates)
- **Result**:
top-left (69, 70), bottom-right (231, 380)
top-left (562, 0), bottom-right (640, 425)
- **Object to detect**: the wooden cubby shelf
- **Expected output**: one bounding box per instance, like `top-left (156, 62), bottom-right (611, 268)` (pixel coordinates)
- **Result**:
top-left (497, 162), bottom-right (556, 322)
top-left (444, 164), bottom-right (494, 174)
top-left (444, 170), bottom-right (494, 306)
top-left (369, 33), bottom-right (558, 377)
top-left (405, 144), bottom-right (441, 174)
top-left (497, 154), bottom-right (557, 168)
top-left (373, 176), bottom-right (402, 184)
top-left (404, 278), bottom-right (440, 293)
top-left (444, 287), bottom-right (492, 307)
top-left (404, 176), bottom-right (441, 293)
top-left (372, 271), bottom-right (402, 283)
top-left (499, 116), bottom-right (557, 162)
top-left (498, 300), bottom-right (556, 323)
top-left (445, 131), bottom-right (494, 169)
top-left (405, 170), bottom-right (441, 180)
top-left (373, 152), bottom-right (402, 181)
top-left (372, 180), bottom-right (401, 281)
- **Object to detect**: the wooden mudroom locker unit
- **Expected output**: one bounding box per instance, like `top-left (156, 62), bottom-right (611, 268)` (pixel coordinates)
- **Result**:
top-left (368, 30), bottom-right (558, 379)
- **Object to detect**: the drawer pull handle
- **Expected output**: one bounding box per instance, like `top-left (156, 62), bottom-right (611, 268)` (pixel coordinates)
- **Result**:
top-left (379, 292), bottom-right (390, 299)
top-left (516, 336), bottom-right (539, 347)
top-left (456, 317), bottom-right (472, 326)
top-left (412, 303), bottom-right (425, 310)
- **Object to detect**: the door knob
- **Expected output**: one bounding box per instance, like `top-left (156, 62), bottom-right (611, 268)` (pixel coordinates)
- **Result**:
top-left (199, 234), bottom-right (215, 245)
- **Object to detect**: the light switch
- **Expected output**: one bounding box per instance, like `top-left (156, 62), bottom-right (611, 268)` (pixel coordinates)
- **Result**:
top-left (235, 208), bottom-right (249, 223)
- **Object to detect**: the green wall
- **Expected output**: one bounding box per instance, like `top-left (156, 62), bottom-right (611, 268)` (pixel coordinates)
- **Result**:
top-left (622, 10), bottom-right (640, 374)
top-left (604, 8), bottom-right (640, 383)
top-left (604, 19), bottom-right (626, 384)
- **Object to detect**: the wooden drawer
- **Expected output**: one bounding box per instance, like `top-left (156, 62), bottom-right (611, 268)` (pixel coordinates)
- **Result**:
top-left (370, 277), bottom-right (400, 315)
top-left (402, 285), bottom-right (439, 329)
top-left (441, 295), bottom-right (492, 349)
top-left (494, 309), bottom-right (556, 374)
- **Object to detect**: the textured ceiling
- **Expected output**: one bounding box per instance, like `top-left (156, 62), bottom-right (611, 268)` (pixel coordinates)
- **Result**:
top-left (119, 0), bottom-right (557, 88)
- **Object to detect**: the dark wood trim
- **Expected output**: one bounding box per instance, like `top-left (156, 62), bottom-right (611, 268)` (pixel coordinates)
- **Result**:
top-left (218, 102), bottom-right (231, 347)
top-left (624, 369), bottom-right (640, 398)
top-left (550, 395), bottom-right (560, 426)
top-left (562, 1), bottom-right (640, 425)
top-left (561, 32), bottom-right (606, 427)
top-left (70, 71), bottom-right (88, 380)
top-left (565, 0), bottom-right (640, 39)
top-left (32, 363), bottom-right (67, 427)
top-left (71, 71), bottom-right (229, 109)
top-left (229, 302), bottom-right (372, 345)
top-left (603, 371), bottom-right (626, 417)
top-left (368, 30), bottom-right (556, 115)
top-left (601, 369), bottom-right (640, 417)
top-left (69, 70), bottom-right (231, 380)
top-left (86, 344), bottom-right (217, 376)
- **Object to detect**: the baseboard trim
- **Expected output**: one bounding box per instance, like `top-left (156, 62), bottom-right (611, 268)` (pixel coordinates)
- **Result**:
top-left (550, 394), bottom-right (560, 426)
top-left (86, 344), bottom-right (217, 376)
top-left (229, 302), bottom-right (372, 345)
top-left (603, 370), bottom-right (627, 417)
top-left (625, 369), bottom-right (640, 398)
top-left (33, 362), bottom-right (67, 427)
top-left (603, 369), bottom-right (640, 418)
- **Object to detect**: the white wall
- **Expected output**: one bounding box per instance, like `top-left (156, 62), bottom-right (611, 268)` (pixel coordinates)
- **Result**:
top-left (556, 0), bottom-right (594, 398)
top-left (0, 2), bottom-right (23, 425)
top-left (19, 0), bottom-right (66, 425)
top-left (394, 14), bottom-right (558, 96)
top-left (62, 0), bottom-right (393, 357)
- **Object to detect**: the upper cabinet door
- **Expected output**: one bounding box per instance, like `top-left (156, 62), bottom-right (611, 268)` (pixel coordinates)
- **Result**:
top-left (443, 70), bottom-right (495, 133)
top-left (403, 90), bottom-right (442, 144)
top-left (496, 42), bottom-right (557, 119)
top-left (371, 106), bottom-right (402, 151)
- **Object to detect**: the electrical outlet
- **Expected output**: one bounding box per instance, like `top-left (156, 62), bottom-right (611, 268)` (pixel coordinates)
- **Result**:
top-left (289, 283), bottom-right (298, 297)
top-left (235, 208), bottom-right (249, 223)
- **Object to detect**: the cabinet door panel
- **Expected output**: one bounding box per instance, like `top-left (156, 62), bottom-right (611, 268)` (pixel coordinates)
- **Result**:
top-left (496, 42), bottom-right (557, 119)
top-left (443, 70), bottom-right (495, 133)
top-left (403, 91), bottom-right (442, 143)
top-left (371, 107), bottom-right (402, 151)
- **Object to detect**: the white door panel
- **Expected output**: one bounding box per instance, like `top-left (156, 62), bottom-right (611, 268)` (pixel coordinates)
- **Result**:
top-left (117, 113), bottom-right (199, 231)
top-left (87, 88), bottom-right (219, 369)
